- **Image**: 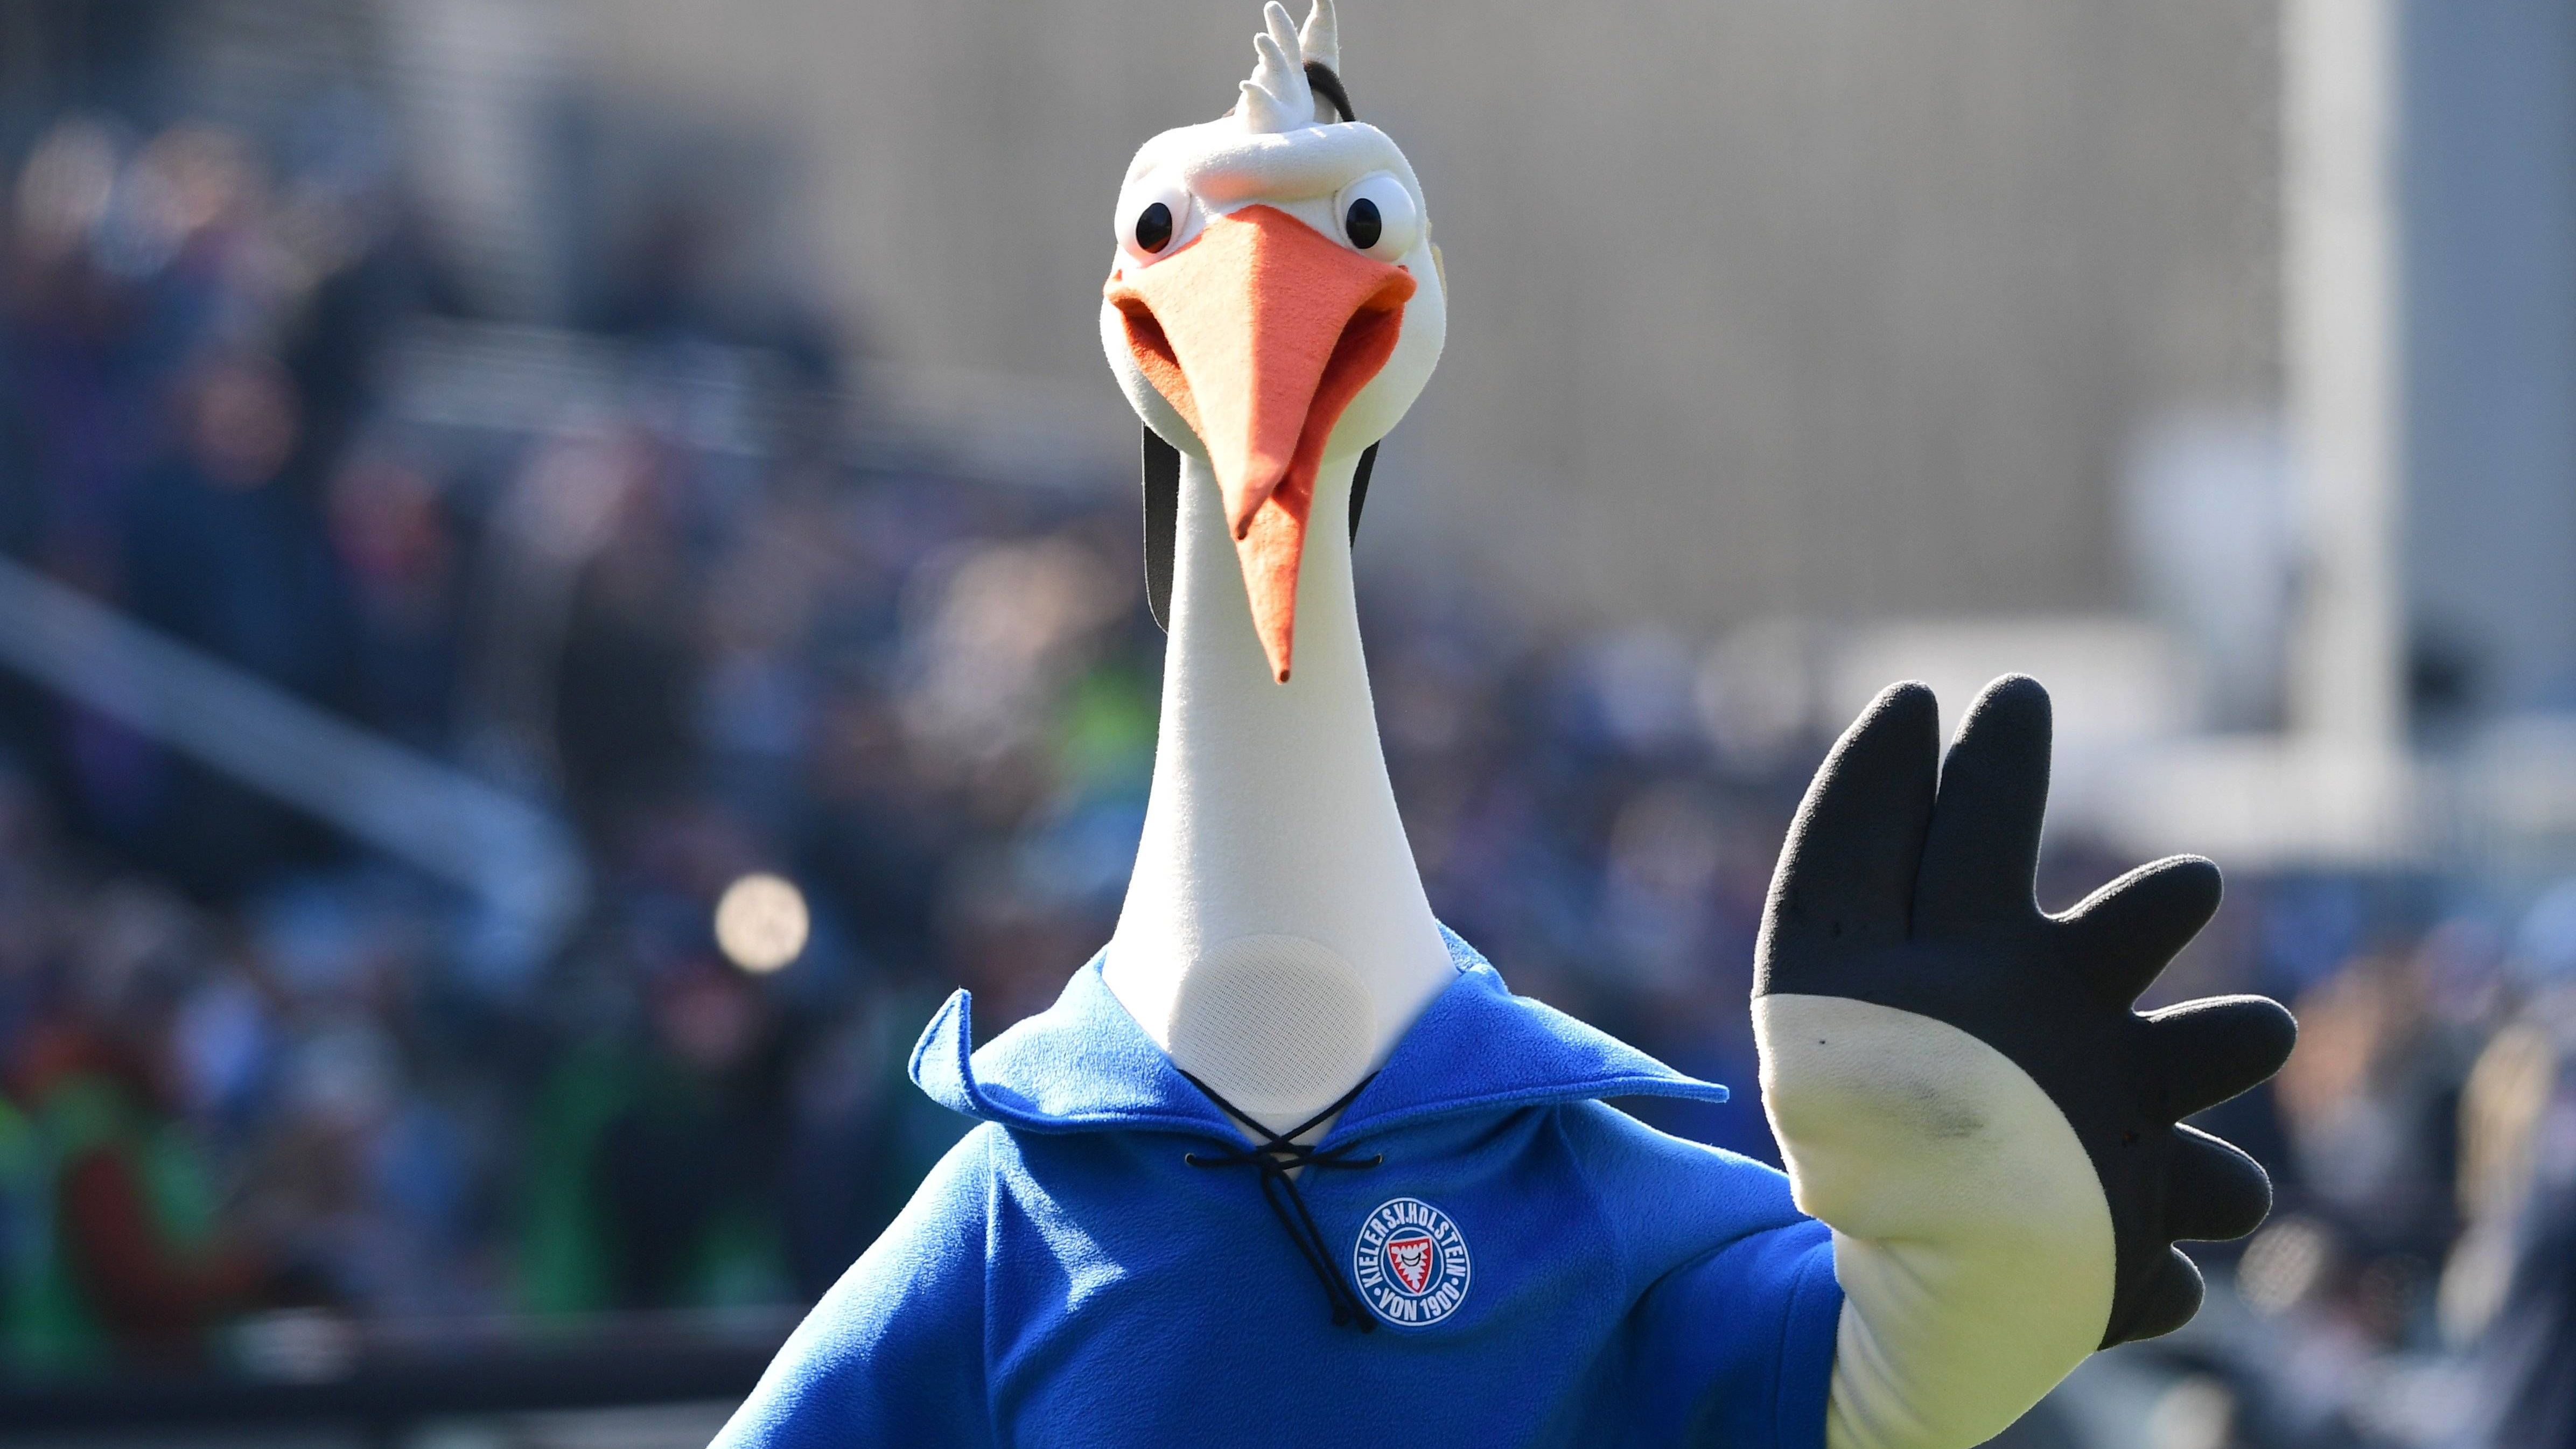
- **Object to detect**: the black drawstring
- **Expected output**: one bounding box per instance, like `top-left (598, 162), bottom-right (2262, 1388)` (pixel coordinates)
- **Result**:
top-left (1180, 1071), bottom-right (1385, 1331)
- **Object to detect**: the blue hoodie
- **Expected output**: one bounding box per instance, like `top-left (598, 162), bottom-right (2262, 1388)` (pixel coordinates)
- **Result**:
top-left (716, 933), bottom-right (1844, 1448)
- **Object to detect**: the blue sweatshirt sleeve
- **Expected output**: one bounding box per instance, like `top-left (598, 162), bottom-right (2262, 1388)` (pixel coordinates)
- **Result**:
top-left (1630, 1216), bottom-right (1843, 1449)
top-left (713, 1126), bottom-right (997, 1448)
top-left (1551, 1102), bottom-right (1844, 1449)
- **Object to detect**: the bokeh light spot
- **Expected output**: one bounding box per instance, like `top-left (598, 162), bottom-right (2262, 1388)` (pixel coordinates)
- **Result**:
top-left (715, 872), bottom-right (809, 974)
top-left (2237, 1215), bottom-right (2332, 1318)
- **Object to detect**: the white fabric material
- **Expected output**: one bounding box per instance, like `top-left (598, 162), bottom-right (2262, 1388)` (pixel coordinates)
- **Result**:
top-left (1757, 993), bottom-right (2114, 1449)
top-left (1166, 933), bottom-right (1376, 1125)
top-left (1229, 1), bottom-right (1347, 131)
top-left (1238, 3), bottom-right (1315, 134)
top-left (1103, 449), bottom-right (1453, 1132)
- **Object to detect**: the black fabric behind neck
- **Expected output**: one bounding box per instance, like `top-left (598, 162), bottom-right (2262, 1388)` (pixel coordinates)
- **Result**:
top-left (1349, 443), bottom-right (1378, 543)
top-left (1142, 426), bottom-right (1180, 630)
top-left (1137, 430), bottom-right (1382, 634)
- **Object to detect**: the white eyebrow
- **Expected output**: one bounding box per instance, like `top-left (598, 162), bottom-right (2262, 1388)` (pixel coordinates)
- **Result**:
top-left (1128, 121), bottom-right (1420, 208)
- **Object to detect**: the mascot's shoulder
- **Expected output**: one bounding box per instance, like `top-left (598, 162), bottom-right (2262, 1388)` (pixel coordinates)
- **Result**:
top-left (1552, 1098), bottom-right (1809, 1250)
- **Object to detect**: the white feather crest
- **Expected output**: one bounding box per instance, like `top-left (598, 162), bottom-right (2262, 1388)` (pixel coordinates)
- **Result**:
top-left (1238, 2), bottom-right (1315, 133)
top-left (1298, 0), bottom-right (1339, 78)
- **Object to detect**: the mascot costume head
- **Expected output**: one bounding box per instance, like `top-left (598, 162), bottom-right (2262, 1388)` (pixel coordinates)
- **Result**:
top-left (1099, 0), bottom-right (1443, 682)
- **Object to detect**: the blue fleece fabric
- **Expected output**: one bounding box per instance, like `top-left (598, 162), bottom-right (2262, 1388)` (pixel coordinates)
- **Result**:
top-left (717, 932), bottom-right (1843, 1448)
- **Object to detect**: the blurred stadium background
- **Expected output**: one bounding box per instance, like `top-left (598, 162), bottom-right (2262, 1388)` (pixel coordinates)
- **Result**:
top-left (3, 1), bottom-right (2574, 1446)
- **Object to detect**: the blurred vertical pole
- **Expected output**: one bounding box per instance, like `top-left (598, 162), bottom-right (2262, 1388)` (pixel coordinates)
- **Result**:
top-left (383, 0), bottom-right (575, 321)
top-left (2283, 0), bottom-right (2404, 753)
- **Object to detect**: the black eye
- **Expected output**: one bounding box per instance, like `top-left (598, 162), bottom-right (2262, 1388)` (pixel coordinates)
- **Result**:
top-left (1343, 197), bottom-right (1382, 250)
top-left (1135, 202), bottom-right (1174, 254)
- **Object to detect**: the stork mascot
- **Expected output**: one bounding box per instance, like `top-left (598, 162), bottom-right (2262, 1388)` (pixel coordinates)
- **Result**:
top-left (717, 8), bottom-right (2294, 1446)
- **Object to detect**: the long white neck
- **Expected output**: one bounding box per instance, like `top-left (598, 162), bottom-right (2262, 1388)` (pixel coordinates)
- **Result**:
top-left (1104, 447), bottom-right (1454, 1132)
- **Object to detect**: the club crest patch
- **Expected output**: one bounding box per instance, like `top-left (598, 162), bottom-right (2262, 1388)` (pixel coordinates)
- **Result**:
top-left (1353, 1196), bottom-right (1471, 1326)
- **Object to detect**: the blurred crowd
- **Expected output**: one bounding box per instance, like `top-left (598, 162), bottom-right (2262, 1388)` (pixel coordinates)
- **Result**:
top-left (4, 66), bottom-right (2576, 1449)
top-left (0, 99), bottom-right (1103, 1368)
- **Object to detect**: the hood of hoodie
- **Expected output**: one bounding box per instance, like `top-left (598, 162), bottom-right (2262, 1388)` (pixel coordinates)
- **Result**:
top-left (910, 927), bottom-right (1728, 1147)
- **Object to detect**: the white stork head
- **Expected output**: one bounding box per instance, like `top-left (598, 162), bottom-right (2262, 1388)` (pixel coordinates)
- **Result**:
top-left (1100, 0), bottom-right (1446, 683)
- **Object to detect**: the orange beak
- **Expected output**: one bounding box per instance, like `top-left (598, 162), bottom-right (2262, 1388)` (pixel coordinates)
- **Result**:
top-left (1106, 206), bottom-right (1415, 682)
